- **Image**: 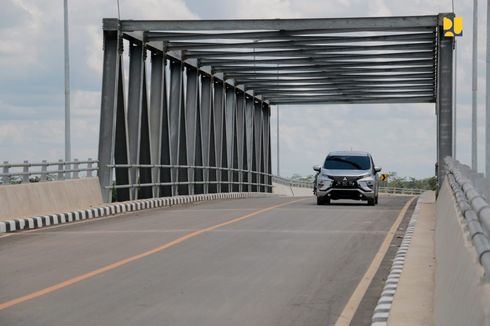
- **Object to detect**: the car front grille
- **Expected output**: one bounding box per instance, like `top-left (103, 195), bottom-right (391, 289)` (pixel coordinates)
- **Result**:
top-left (329, 175), bottom-right (362, 188)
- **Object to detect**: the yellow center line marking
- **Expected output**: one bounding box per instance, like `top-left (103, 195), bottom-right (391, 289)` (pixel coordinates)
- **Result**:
top-left (0, 198), bottom-right (305, 311)
top-left (334, 196), bottom-right (417, 326)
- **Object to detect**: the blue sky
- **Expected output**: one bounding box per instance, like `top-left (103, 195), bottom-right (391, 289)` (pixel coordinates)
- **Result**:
top-left (0, 0), bottom-right (484, 178)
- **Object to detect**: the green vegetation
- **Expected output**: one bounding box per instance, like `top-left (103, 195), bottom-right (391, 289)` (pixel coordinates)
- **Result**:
top-left (383, 172), bottom-right (437, 191)
top-left (289, 172), bottom-right (437, 191)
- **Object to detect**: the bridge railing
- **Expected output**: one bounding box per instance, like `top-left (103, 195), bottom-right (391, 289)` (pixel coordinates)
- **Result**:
top-left (272, 176), bottom-right (313, 188)
top-left (105, 164), bottom-right (273, 196)
top-left (0, 159), bottom-right (98, 184)
top-left (445, 157), bottom-right (490, 274)
top-left (378, 187), bottom-right (425, 195)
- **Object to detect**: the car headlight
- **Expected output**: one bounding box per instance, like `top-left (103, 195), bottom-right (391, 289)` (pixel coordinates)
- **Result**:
top-left (357, 177), bottom-right (375, 191)
top-left (317, 177), bottom-right (333, 190)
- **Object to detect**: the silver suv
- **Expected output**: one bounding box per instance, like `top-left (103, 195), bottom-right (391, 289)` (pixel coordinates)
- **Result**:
top-left (313, 151), bottom-right (381, 206)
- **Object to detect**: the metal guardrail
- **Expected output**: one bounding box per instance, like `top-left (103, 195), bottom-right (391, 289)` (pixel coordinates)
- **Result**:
top-left (378, 187), bottom-right (425, 195)
top-left (0, 159), bottom-right (98, 184)
top-left (107, 164), bottom-right (273, 191)
top-left (445, 157), bottom-right (490, 275)
top-left (272, 176), bottom-right (313, 189)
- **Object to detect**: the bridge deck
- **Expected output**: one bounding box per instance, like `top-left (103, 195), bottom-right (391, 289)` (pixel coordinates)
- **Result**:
top-left (0, 196), bottom-right (411, 326)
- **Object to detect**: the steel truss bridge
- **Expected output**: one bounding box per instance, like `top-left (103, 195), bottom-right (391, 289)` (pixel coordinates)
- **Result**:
top-left (98, 14), bottom-right (453, 202)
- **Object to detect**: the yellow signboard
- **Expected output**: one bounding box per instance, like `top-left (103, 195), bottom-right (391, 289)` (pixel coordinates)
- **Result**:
top-left (380, 174), bottom-right (389, 182)
top-left (443, 17), bottom-right (463, 37)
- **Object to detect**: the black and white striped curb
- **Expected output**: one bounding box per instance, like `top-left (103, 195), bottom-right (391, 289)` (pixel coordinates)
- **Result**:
top-left (371, 197), bottom-right (422, 326)
top-left (0, 192), bottom-right (273, 233)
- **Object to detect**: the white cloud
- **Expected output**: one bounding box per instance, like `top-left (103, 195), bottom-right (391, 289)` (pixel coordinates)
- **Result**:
top-left (233, 0), bottom-right (301, 19)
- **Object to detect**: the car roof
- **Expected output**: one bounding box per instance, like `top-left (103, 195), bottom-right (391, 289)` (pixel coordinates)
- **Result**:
top-left (327, 151), bottom-right (370, 156)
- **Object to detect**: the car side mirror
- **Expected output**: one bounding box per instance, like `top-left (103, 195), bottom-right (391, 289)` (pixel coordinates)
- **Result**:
top-left (374, 166), bottom-right (382, 173)
top-left (313, 165), bottom-right (321, 172)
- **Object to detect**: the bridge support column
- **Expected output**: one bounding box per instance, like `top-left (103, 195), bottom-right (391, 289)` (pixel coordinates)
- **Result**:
top-left (245, 96), bottom-right (255, 192)
top-left (436, 13), bottom-right (454, 190)
top-left (98, 28), bottom-right (121, 203)
top-left (225, 85), bottom-right (237, 193)
top-left (185, 68), bottom-right (199, 195)
top-left (214, 81), bottom-right (225, 193)
top-left (200, 75), bottom-right (213, 194)
top-left (149, 51), bottom-right (164, 199)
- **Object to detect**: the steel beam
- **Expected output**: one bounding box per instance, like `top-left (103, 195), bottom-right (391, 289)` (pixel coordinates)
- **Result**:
top-left (185, 43), bottom-right (434, 59)
top-left (145, 27), bottom-right (436, 41)
top-left (200, 74), bottom-right (212, 194)
top-left (254, 101), bottom-right (263, 191)
top-left (265, 91), bottom-right (434, 99)
top-left (262, 104), bottom-right (271, 192)
top-left (251, 84), bottom-right (435, 91)
top-left (149, 51), bottom-right (164, 198)
top-left (272, 96), bottom-right (434, 105)
top-left (185, 67), bottom-right (199, 195)
top-left (245, 96), bottom-right (254, 192)
top-left (236, 73), bottom-right (434, 84)
top-left (166, 33), bottom-right (435, 50)
top-left (98, 30), bottom-right (121, 203)
top-left (436, 14), bottom-right (454, 188)
top-left (114, 61), bottom-right (131, 201)
top-left (127, 41), bottom-right (145, 200)
top-left (256, 87), bottom-right (434, 95)
top-left (159, 59), bottom-right (172, 197)
top-left (225, 85), bottom-right (236, 192)
top-left (243, 79), bottom-right (434, 89)
top-left (138, 67), bottom-right (153, 199)
top-left (169, 60), bottom-right (183, 196)
top-left (117, 16), bottom-right (437, 32)
top-left (214, 60), bottom-right (435, 73)
top-left (202, 52), bottom-right (435, 66)
top-left (213, 81), bottom-right (225, 192)
top-left (236, 92), bottom-right (245, 191)
top-left (225, 67), bottom-right (435, 78)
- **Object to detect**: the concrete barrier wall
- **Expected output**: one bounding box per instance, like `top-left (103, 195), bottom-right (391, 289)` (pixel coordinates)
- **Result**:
top-left (434, 179), bottom-right (490, 326)
top-left (0, 177), bottom-right (103, 220)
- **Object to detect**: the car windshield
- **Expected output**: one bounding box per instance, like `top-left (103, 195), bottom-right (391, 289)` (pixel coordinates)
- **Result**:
top-left (324, 155), bottom-right (371, 170)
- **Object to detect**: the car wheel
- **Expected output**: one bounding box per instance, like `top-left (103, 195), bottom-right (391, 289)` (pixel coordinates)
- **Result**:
top-left (375, 196), bottom-right (379, 205)
top-left (316, 197), bottom-right (324, 205)
top-left (367, 198), bottom-right (375, 206)
top-left (324, 198), bottom-right (331, 205)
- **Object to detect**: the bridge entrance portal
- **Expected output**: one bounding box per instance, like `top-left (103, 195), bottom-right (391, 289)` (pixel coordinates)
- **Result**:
top-left (98, 15), bottom-right (453, 202)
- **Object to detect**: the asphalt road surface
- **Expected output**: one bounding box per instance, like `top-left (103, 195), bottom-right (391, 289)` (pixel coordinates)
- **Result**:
top-left (0, 195), bottom-right (411, 326)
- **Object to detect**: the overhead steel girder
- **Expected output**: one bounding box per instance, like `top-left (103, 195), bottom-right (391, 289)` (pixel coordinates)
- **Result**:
top-left (225, 67), bottom-right (435, 78)
top-left (185, 43), bottom-right (434, 59)
top-left (243, 78), bottom-right (434, 88)
top-left (201, 51), bottom-right (435, 66)
top-left (212, 59), bottom-right (435, 72)
top-left (165, 33), bottom-right (435, 50)
top-left (115, 16), bottom-right (437, 32)
top-left (235, 73), bottom-right (434, 83)
top-left (271, 96), bottom-right (435, 105)
top-left (239, 79), bottom-right (433, 89)
top-left (260, 90), bottom-right (434, 97)
top-left (253, 84), bottom-right (435, 92)
top-left (144, 28), bottom-right (437, 42)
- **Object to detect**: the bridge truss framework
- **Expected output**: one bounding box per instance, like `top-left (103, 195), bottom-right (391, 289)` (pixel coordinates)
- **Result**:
top-left (98, 14), bottom-right (454, 202)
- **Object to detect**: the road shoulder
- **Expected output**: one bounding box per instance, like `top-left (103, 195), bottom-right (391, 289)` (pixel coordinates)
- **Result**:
top-left (387, 191), bottom-right (435, 325)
